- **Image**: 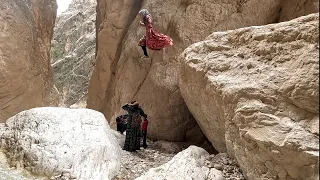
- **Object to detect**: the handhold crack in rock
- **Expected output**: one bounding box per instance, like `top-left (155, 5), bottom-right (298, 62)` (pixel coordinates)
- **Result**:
top-left (131, 58), bottom-right (153, 101)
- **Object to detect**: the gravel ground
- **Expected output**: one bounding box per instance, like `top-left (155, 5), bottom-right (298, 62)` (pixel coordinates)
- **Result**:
top-left (112, 140), bottom-right (175, 180)
top-left (112, 139), bottom-right (246, 180)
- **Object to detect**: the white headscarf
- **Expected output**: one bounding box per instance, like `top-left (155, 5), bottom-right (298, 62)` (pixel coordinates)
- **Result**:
top-left (139, 9), bottom-right (152, 24)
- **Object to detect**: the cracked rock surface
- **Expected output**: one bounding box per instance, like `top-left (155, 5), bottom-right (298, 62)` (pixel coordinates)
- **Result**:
top-left (0, 107), bottom-right (121, 180)
top-left (0, 0), bottom-right (57, 122)
top-left (51, 0), bottom-right (96, 107)
top-left (87, 0), bottom-right (319, 143)
top-left (180, 14), bottom-right (319, 180)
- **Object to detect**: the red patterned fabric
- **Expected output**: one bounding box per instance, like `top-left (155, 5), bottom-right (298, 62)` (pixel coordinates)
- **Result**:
top-left (139, 15), bottom-right (173, 50)
top-left (141, 119), bottom-right (148, 130)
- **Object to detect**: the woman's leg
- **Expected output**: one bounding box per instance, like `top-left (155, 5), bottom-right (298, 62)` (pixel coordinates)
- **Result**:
top-left (116, 123), bottom-right (121, 132)
top-left (142, 130), bottom-right (147, 148)
top-left (141, 46), bottom-right (148, 57)
top-left (139, 36), bottom-right (148, 57)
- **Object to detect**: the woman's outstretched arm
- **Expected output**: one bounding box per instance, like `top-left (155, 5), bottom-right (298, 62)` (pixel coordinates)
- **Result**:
top-left (139, 20), bottom-right (145, 26)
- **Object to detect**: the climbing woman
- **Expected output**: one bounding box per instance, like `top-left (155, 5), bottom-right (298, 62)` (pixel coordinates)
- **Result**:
top-left (138, 9), bottom-right (173, 58)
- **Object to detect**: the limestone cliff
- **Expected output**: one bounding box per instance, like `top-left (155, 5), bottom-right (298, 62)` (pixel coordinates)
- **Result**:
top-left (180, 14), bottom-right (319, 180)
top-left (51, 0), bottom-right (96, 107)
top-left (87, 0), bottom-right (318, 142)
top-left (0, 0), bottom-right (57, 122)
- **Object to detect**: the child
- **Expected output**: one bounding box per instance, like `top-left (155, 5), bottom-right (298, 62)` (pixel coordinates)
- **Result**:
top-left (141, 115), bottom-right (148, 148)
top-left (116, 114), bottom-right (128, 134)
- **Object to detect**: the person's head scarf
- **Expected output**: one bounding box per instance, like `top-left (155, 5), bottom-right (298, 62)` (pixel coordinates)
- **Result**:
top-left (139, 9), bottom-right (152, 24)
top-left (130, 101), bottom-right (139, 108)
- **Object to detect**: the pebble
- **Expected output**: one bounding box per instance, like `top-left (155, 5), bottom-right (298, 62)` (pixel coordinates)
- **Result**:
top-left (214, 163), bottom-right (223, 170)
top-left (210, 153), bottom-right (246, 180)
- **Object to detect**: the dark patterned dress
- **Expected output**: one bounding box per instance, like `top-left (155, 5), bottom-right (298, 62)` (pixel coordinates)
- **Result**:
top-left (138, 15), bottom-right (173, 50)
top-left (123, 105), bottom-right (145, 151)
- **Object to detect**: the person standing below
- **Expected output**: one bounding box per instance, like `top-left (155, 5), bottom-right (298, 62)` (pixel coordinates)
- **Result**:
top-left (138, 9), bottom-right (173, 58)
top-left (116, 114), bottom-right (128, 134)
top-left (141, 115), bottom-right (148, 148)
top-left (122, 101), bottom-right (146, 152)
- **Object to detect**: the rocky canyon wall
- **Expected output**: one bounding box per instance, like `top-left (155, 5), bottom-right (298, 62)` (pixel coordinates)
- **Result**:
top-left (51, 0), bottom-right (96, 107)
top-left (87, 0), bottom-right (318, 142)
top-left (87, 0), bottom-right (319, 142)
top-left (180, 14), bottom-right (319, 180)
top-left (0, 0), bottom-right (57, 122)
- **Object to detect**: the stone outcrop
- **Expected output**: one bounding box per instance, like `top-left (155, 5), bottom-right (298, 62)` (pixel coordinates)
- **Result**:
top-left (153, 140), bottom-right (183, 154)
top-left (0, 150), bottom-right (42, 179)
top-left (111, 129), bottom-right (125, 148)
top-left (0, 107), bottom-right (121, 180)
top-left (136, 145), bottom-right (224, 180)
top-left (87, 0), bottom-right (319, 142)
top-left (209, 153), bottom-right (246, 180)
top-left (0, 0), bottom-right (57, 122)
top-left (51, 0), bottom-right (96, 107)
top-left (179, 14), bottom-right (319, 180)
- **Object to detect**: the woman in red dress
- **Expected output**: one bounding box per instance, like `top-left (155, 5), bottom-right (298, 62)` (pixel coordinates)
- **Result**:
top-left (138, 9), bottom-right (173, 58)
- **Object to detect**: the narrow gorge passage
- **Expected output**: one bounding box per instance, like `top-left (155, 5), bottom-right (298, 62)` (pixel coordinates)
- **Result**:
top-left (51, 0), bottom-right (221, 177)
top-left (0, 0), bottom-right (318, 179)
top-left (51, 0), bottom-right (212, 149)
top-left (51, 0), bottom-right (96, 107)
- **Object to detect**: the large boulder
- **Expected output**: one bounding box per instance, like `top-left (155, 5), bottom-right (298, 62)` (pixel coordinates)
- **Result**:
top-left (0, 0), bottom-right (57, 122)
top-left (179, 14), bottom-right (319, 180)
top-left (51, 0), bottom-right (96, 107)
top-left (0, 107), bottom-right (121, 180)
top-left (136, 145), bottom-right (224, 180)
top-left (87, 0), bottom-right (319, 142)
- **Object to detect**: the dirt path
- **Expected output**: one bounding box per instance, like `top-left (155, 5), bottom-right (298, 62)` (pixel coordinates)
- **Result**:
top-left (112, 138), bottom-right (245, 180)
top-left (112, 140), bottom-right (175, 180)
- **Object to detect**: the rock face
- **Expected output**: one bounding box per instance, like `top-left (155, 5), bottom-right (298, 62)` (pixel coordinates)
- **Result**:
top-left (111, 129), bottom-right (125, 148)
top-left (87, 0), bottom-right (319, 142)
top-left (209, 153), bottom-right (245, 180)
top-left (51, 0), bottom-right (96, 107)
top-left (0, 0), bottom-right (57, 122)
top-left (179, 14), bottom-right (319, 180)
top-left (0, 107), bottom-right (121, 180)
top-left (0, 150), bottom-right (43, 180)
top-left (153, 140), bottom-right (183, 154)
top-left (136, 145), bottom-right (224, 180)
